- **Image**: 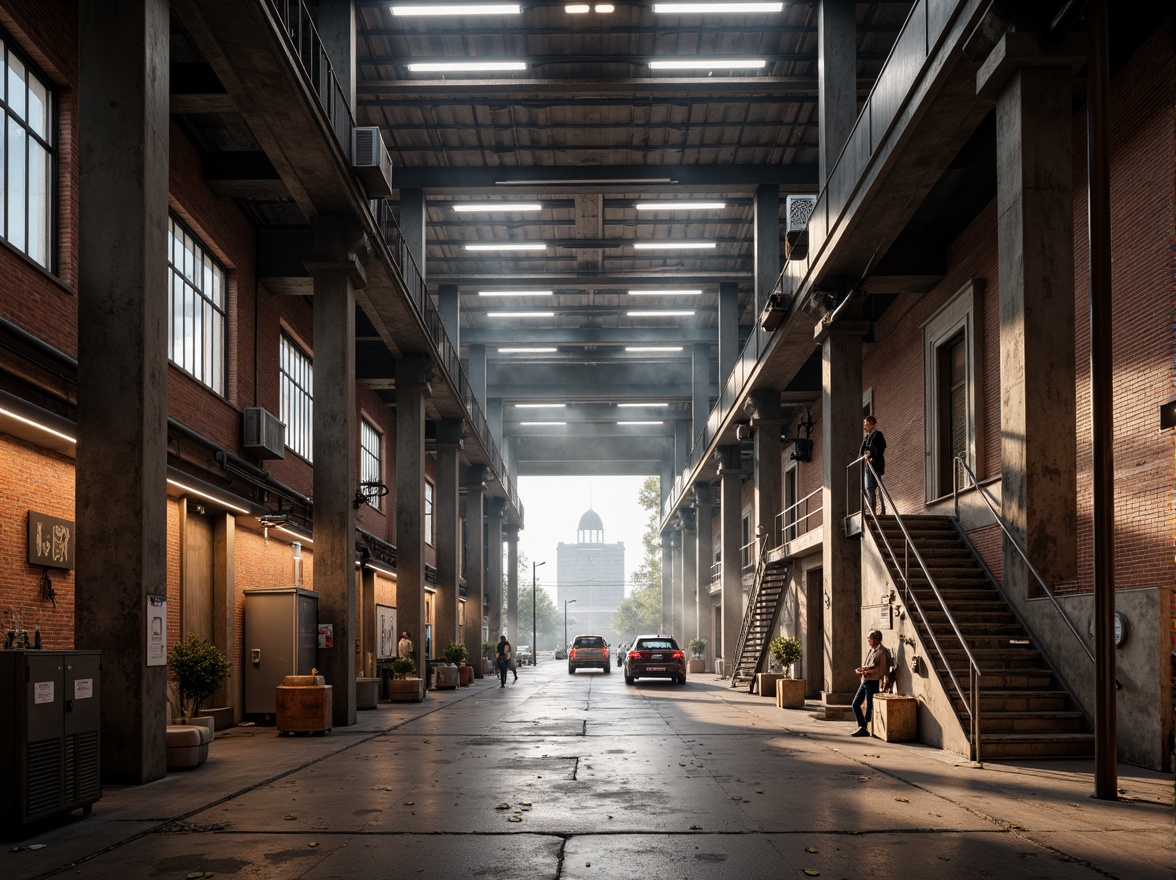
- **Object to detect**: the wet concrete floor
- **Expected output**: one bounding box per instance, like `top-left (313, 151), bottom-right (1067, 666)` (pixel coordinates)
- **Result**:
top-left (5, 660), bottom-right (1173, 880)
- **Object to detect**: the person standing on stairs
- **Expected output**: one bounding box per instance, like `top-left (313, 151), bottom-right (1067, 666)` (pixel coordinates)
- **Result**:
top-left (851, 630), bottom-right (887, 737)
top-left (860, 415), bottom-right (887, 514)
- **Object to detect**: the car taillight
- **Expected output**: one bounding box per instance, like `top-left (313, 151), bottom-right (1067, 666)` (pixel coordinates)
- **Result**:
top-left (628, 651), bottom-right (640, 661)
top-left (671, 651), bottom-right (684, 660)
top-left (569, 648), bottom-right (576, 659)
top-left (603, 648), bottom-right (609, 658)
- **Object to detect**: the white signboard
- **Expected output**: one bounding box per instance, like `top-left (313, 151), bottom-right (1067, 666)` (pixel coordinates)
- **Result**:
top-left (147, 595), bottom-right (167, 666)
top-left (34, 681), bottom-right (54, 704)
top-left (376, 604), bottom-right (397, 660)
top-left (74, 678), bottom-right (94, 700)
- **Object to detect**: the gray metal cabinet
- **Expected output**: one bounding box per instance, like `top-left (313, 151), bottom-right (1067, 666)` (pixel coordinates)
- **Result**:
top-left (244, 588), bottom-right (318, 715)
top-left (0, 650), bottom-right (101, 831)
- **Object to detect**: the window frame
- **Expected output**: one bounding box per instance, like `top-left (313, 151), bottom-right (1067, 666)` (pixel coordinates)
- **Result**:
top-left (279, 333), bottom-right (313, 462)
top-left (167, 214), bottom-right (228, 395)
top-left (360, 417), bottom-right (383, 512)
top-left (424, 479), bottom-right (435, 545)
top-left (1, 28), bottom-right (56, 272)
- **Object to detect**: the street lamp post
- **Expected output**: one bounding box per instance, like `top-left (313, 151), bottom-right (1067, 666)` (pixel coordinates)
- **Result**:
top-left (532, 561), bottom-right (545, 666)
top-left (563, 598), bottom-right (577, 656)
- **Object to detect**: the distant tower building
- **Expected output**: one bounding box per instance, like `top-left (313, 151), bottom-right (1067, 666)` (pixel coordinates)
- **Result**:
top-left (556, 509), bottom-right (625, 648)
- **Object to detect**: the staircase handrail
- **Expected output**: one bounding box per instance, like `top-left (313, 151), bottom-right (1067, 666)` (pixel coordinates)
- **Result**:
top-left (951, 457), bottom-right (1097, 670)
top-left (851, 455), bottom-right (984, 760)
top-left (729, 547), bottom-right (768, 689)
top-left (775, 486), bottom-right (822, 545)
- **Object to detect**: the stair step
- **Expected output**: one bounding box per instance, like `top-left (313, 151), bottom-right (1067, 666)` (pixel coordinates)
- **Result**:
top-left (977, 711), bottom-right (1087, 733)
top-left (963, 690), bottom-right (1071, 712)
top-left (977, 733), bottom-right (1095, 759)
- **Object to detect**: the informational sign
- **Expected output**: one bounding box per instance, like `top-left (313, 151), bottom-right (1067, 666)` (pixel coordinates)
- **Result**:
top-left (318, 623), bottom-right (334, 649)
top-left (879, 604), bottom-right (892, 628)
top-left (74, 678), bottom-right (94, 700)
top-left (34, 681), bottom-right (54, 704)
top-left (147, 595), bottom-right (167, 666)
top-left (376, 604), bottom-right (396, 660)
top-left (28, 510), bottom-right (75, 570)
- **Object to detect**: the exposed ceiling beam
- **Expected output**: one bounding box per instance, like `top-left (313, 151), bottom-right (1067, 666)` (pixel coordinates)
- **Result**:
top-left (360, 77), bottom-right (825, 102)
top-left (392, 164), bottom-right (819, 191)
top-left (466, 327), bottom-right (718, 346)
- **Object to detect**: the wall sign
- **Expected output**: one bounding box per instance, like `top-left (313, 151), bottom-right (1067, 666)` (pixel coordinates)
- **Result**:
top-left (147, 595), bottom-right (167, 666)
top-left (376, 604), bottom-right (396, 660)
top-left (28, 511), bottom-right (75, 570)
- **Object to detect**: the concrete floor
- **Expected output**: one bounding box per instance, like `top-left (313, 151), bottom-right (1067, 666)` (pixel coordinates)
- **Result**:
top-left (5, 662), bottom-right (1172, 880)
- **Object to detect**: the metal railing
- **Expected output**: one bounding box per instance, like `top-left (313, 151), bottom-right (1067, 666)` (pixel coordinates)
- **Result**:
top-left (775, 487), bottom-right (822, 546)
top-left (951, 456), bottom-right (1108, 686)
top-left (271, 0), bottom-right (354, 152)
top-left (850, 454), bottom-right (984, 762)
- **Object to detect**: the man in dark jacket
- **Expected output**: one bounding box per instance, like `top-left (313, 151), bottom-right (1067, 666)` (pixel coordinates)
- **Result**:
top-left (860, 415), bottom-right (887, 514)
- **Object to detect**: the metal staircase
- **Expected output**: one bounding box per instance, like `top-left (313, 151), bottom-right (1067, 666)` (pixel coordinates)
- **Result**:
top-left (729, 555), bottom-right (794, 693)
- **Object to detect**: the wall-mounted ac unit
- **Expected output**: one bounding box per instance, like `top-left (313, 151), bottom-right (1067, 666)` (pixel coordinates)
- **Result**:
top-left (243, 407), bottom-right (286, 460)
top-left (784, 195), bottom-right (817, 260)
top-left (351, 126), bottom-right (394, 198)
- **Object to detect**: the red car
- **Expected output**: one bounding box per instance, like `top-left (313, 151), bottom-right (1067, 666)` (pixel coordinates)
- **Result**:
top-left (567, 634), bottom-right (611, 674)
top-left (624, 635), bottom-right (687, 685)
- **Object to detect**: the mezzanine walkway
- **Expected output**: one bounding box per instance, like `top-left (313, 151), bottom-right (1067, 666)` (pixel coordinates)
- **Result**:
top-left (5, 661), bottom-right (1172, 880)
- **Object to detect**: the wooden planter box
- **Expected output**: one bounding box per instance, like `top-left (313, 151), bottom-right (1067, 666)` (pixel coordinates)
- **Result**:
top-left (755, 672), bottom-right (785, 697)
top-left (775, 677), bottom-right (806, 708)
top-left (275, 682), bottom-right (333, 734)
top-left (387, 677), bottom-right (426, 702)
top-left (458, 664), bottom-right (473, 686)
top-left (687, 658), bottom-right (705, 674)
top-left (873, 694), bottom-right (917, 742)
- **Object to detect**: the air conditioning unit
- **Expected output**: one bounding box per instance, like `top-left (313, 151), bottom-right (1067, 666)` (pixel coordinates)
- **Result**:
top-left (351, 126), bottom-right (394, 198)
top-left (242, 407), bottom-right (286, 460)
top-left (784, 195), bottom-right (817, 260)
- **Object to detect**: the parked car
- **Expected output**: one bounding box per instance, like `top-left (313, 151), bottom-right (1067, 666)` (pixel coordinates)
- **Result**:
top-left (516, 645), bottom-right (533, 664)
top-left (567, 634), bottom-right (610, 674)
top-left (624, 635), bottom-right (687, 685)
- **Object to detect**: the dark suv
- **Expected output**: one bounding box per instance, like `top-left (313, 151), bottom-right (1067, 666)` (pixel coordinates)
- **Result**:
top-left (623, 635), bottom-right (687, 685)
top-left (567, 634), bottom-right (610, 674)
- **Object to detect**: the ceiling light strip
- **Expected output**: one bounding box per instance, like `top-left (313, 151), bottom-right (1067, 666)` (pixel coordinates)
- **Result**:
top-left (464, 242), bottom-right (547, 251)
top-left (487, 311), bottom-right (555, 318)
top-left (454, 203), bottom-right (542, 212)
top-left (477, 290), bottom-right (554, 296)
top-left (391, 4), bottom-right (522, 16)
top-left (408, 61), bottom-right (526, 72)
top-left (648, 60), bottom-right (765, 70)
top-left (653, 2), bottom-right (784, 13)
top-left (625, 346), bottom-right (685, 351)
top-left (498, 347), bottom-right (558, 353)
top-left (627, 310), bottom-right (695, 317)
top-left (634, 201), bottom-right (726, 210)
top-left (626, 289), bottom-right (702, 296)
top-left (632, 241), bottom-right (716, 250)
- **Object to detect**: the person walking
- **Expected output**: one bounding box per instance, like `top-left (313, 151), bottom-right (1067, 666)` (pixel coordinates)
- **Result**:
top-left (495, 634), bottom-right (512, 688)
top-left (397, 630), bottom-right (413, 660)
top-left (850, 629), bottom-right (887, 737)
top-left (860, 415), bottom-right (887, 514)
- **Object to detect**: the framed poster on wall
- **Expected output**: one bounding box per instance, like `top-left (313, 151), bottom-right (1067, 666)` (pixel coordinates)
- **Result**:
top-left (376, 604), bottom-right (396, 660)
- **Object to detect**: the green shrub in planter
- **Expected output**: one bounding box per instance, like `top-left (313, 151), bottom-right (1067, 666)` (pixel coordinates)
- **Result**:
top-left (391, 656), bottom-right (417, 679)
top-left (688, 638), bottom-right (707, 659)
top-left (443, 641), bottom-right (468, 664)
top-left (167, 633), bottom-right (230, 718)
top-left (769, 636), bottom-right (803, 678)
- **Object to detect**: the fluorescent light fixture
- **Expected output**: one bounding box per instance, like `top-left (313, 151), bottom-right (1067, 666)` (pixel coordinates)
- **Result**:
top-left (487, 311), bottom-right (555, 318)
top-left (0, 406), bottom-right (76, 444)
top-left (617, 420), bottom-right (665, 425)
top-left (167, 478), bottom-right (252, 516)
top-left (392, 4), bottom-right (522, 15)
top-left (454, 202), bottom-right (542, 212)
top-left (515, 403), bottom-right (567, 408)
top-left (625, 346), bottom-right (685, 351)
top-left (464, 242), bottom-right (547, 251)
top-left (408, 61), bottom-right (526, 72)
top-left (654, 2), bottom-right (784, 12)
top-left (566, 3), bottom-right (590, 10)
top-left (477, 290), bottom-right (553, 296)
top-left (626, 289), bottom-right (702, 296)
top-left (520, 421), bottom-right (567, 426)
top-left (635, 201), bottom-right (726, 210)
top-left (498, 347), bottom-right (558, 353)
top-left (617, 402), bottom-right (670, 407)
top-left (627, 310), bottom-right (695, 317)
top-left (649, 59), bottom-right (765, 70)
top-left (595, 3), bottom-right (615, 10)
top-left (498, 177), bottom-right (672, 185)
top-left (633, 241), bottom-right (716, 250)
top-left (275, 526), bottom-right (313, 545)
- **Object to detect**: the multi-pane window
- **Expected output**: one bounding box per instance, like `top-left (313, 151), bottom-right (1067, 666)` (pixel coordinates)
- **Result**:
top-left (424, 480), bottom-right (435, 545)
top-left (1, 31), bottom-right (54, 269)
top-left (360, 419), bottom-right (382, 511)
top-left (167, 216), bottom-right (226, 394)
top-left (280, 334), bottom-right (313, 461)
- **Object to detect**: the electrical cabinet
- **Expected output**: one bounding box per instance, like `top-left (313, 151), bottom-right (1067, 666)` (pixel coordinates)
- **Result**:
top-left (244, 588), bottom-right (318, 716)
top-left (0, 650), bottom-right (102, 832)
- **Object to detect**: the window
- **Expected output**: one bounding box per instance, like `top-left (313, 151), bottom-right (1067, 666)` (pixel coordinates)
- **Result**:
top-left (923, 280), bottom-right (984, 500)
top-left (360, 418), bottom-right (382, 511)
top-left (168, 216), bottom-right (226, 394)
top-left (1, 31), bottom-right (54, 269)
top-left (280, 334), bottom-right (313, 461)
top-left (740, 510), bottom-right (751, 568)
top-left (424, 480), bottom-right (435, 545)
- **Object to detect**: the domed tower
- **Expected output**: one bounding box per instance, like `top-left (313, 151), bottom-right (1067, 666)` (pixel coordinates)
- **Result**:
top-left (556, 505), bottom-right (626, 648)
top-left (577, 508), bottom-right (604, 544)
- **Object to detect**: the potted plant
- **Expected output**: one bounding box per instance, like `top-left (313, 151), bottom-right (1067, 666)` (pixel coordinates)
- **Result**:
top-left (483, 641), bottom-right (498, 675)
top-left (167, 633), bottom-right (229, 734)
top-left (687, 638), bottom-right (707, 674)
top-left (387, 656), bottom-right (425, 702)
top-left (769, 636), bottom-right (805, 708)
top-left (435, 642), bottom-right (465, 689)
top-left (444, 641), bottom-right (472, 686)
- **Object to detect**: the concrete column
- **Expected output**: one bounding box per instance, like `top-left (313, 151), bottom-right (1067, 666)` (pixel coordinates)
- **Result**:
top-left (396, 354), bottom-right (435, 685)
top-left (718, 446), bottom-right (743, 679)
top-left (677, 509), bottom-right (696, 642)
top-left (400, 188), bottom-right (427, 282)
top-left (668, 530), bottom-right (682, 637)
top-left (464, 466), bottom-right (487, 676)
top-left (694, 484), bottom-right (715, 662)
top-left (488, 397), bottom-right (503, 442)
top-left (818, 0), bottom-right (857, 186)
top-left (674, 418), bottom-right (690, 473)
top-left (487, 497), bottom-right (506, 638)
top-left (212, 515), bottom-right (236, 709)
top-left (359, 566), bottom-right (376, 677)
top-left (438, 283), bottom-right (460, 350)
top-left (308, 213), bottom-right (366, 725)
top-left (434, 419), bottom-right (463, 654)
top-left (505, 524), bottom-right (520, 645)
top-left (468, 344), bottom-right (487, 410)
top-left (749, 389), bottom-right (782, 555)
top-left (76, 0), bottom-right (170, 784)
top-left (994, 65), bottom-right (1078, 592)
top-left (317, 0), bottom-right (356, 112)
top-left (718, 281), bottom-right (740, 384)
top-left (660, 532), bottom-right (674, 635)
top-left (754, 184), bottom-right (781, 317)
top-left (819, 323), bottom-right (866, 705)
top-left (692, 343), bottom-right (710, 442)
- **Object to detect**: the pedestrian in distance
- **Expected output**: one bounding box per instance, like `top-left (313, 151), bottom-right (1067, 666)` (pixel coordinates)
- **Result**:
top-left (495, 634), bottom-right (512, 688)
top-left (397, 630), bottom-right (413, 659)
top-left (860, 415), bottom-right (887, 514)
top-left (851, 629), bottom-right (887, 737)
